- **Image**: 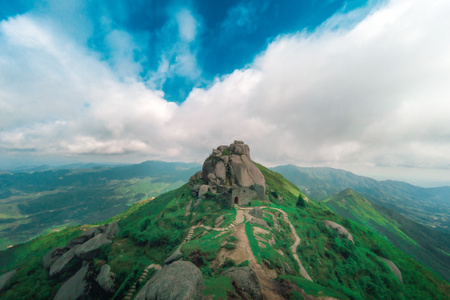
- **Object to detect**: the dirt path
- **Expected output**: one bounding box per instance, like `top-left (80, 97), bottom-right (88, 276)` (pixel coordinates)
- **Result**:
top-left (272, 208), bottom-right (312, 281)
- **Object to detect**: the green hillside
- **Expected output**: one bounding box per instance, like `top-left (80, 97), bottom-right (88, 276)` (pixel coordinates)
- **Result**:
top-left (0, 164), bottom-right (448, 299)
top-left (324, 188), bottom-right (450, 281)
top-left (272, 165), bottom-right (450, 233)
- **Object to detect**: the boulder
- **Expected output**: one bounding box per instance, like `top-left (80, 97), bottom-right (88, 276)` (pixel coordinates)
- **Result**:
top-left (222, 266), bottom-right (262, 299)
top-left (104, 222), bottom-right (119, 239)
top-left (229, 155), bottom-right (254, 187)
top-left (81, 226), bottom-right (103, 239)
top-left (50, 246), bottom-right (79, 277)
top-left (163, 246), bottom-right (183, 265)
top-left (96, 264), bottom-right (116, 293)
top-left (66, 235), bottom-right (91, 249)
top-left (214, 160), bottom-right (226, 184)
top-left (53, 264), bottom-right (89, 300)
top-left (43, 247), bottom-right (67, 270)
top-left (379, 257), bottom-right (403, 283)
top-left (251, 218), bottom-right (270, 228)
top-left (135, 261), bottom-right (203, 300)
top-left (198, 185), bottom-right (209, 199)
top-left (0, 270), bottom-right (16, 293)
top-left (74, 234), bottom-right (111, 260)
top-left (322, 220), bottom-right (355, 244)
top-left (249, 207), bottom-right (263, 219)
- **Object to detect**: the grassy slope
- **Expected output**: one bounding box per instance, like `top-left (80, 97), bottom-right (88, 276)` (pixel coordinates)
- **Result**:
top-left (1, 164), bottom-right (449, 299)
top-left (323, 188), bottom-right (450, 281)
top-left (272, 165), bottom-right (450, 232)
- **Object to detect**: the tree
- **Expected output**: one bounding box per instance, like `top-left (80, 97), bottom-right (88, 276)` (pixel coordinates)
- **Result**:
top-left (296, 195), bottom-right (306, 207)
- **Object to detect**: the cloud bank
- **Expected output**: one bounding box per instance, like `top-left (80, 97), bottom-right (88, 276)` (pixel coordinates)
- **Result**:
top-left (0, 0), bottom-right (449, 184)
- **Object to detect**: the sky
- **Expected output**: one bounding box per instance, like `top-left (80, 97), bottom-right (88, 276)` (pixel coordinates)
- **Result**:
top-left (0, 0), bottom-right (449, 187)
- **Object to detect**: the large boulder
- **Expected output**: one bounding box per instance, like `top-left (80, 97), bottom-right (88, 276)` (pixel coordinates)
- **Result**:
top-left (249, 207), bottom-right (263, 219)
top-left (53, 264), bottom-right (89, 300)
top-left (379, 257), bottom-right (403, 283)
top-left (49, 246), bottom-right (80, 277)
top-left (96, 264), bottom-right (116, 293)
top-left (222, 266), bottom-right (262, 299)
top-left (135, 261), bottom-right (203, 300)
top-left (43, 247), bottom-right (67, 270)
top-left (74, 234), bottom-right (111, 260)
top-left (0, 270), bottom-right (16, 293)
top-left (104, 222), bottom-right (120, 239)
top-left (163, 246), bottom-right (183, 265)
top-left (322, 220), bottom-right (355, 244)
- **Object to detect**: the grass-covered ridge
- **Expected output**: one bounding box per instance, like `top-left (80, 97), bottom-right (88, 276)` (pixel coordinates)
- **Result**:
top-left (0, 162), bottom-right (449, 299)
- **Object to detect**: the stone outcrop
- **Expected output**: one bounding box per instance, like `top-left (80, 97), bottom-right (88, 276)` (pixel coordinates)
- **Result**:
top-left (53, 264), bottom-right (89, 300)
top-left (222, 266), bottom-right (262, 299)
top-left (0, 270), bottom-right (16, 293)
top-left (45, 222), bottom-right (119, 278)
top-left (96, 264), bottom-right (116, 293)
top-left (322, 220), bottom-right (355, 244)
top-left (379, 257), bottom-right (403, 283)
top-left (135, 261), bottom-right (203, 300)
top-left (189, 140), bottom-right (266, 206)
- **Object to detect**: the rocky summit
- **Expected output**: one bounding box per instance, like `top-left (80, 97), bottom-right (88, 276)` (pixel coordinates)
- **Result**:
top-left (189, 140), bottom-right (265, 206)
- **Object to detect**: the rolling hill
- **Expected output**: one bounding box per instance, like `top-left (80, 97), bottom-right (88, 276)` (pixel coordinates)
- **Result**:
top-left (272, 165), bottom-right (450, 233)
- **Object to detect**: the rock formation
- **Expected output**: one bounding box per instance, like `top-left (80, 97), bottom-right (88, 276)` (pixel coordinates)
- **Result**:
top-left (135, 261), bottom-right (204, 300)
top-left (189, 140), bottom-right (266, 206)
top-left (322, 220), bottom-right (355, 244)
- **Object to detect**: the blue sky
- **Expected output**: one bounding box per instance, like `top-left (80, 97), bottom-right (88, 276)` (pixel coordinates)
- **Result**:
top-left (0, 0), bottom-right (449, 186)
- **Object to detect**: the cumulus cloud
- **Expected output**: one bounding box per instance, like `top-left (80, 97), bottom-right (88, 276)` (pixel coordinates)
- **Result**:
top-left (0, 0), bottom-right (449, 184)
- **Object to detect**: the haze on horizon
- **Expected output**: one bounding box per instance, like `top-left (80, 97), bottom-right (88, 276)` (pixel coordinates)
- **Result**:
top-left (0, 0), bottom-right (449, 187)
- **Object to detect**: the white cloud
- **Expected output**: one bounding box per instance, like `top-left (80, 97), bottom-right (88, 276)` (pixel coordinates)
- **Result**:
top-left (176, 9), bottom-right (198, 42)
top-left (0, 0), bottom-right (449, 184)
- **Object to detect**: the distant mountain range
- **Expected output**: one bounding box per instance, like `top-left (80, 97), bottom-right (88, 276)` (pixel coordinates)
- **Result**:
top-left (272, 165), bottom-right (450, 233)
top-left (0, 161), bottom-right (201, 250)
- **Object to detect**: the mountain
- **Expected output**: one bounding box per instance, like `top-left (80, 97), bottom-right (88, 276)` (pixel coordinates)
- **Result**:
top-left (272, 165), bottom-right (450, 233)
top-left (324, 188), bottom-right (450, 281)
top-left (0, 161), bottom-right (201, 250)
top-left (0, 141), bottom-right (448, 299)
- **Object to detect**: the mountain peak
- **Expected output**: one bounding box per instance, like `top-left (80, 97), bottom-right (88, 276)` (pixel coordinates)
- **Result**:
top-left (189, 140), bottom-right (266, 206)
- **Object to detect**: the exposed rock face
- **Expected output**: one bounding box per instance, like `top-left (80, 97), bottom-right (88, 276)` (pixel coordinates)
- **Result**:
top-left (53, 264), bottom-right (89, 300)
top-left (49, 246), bottom-right (80, 277)
top-left (135, 261), bottom-right (203, 300)
top-left (74, 234), bottom-right (112, 260)
top-left (163, 245), bottom-right (183, 265)
top-left (379, 257), bottom-right (403, 283)
top-left (190, 140), bottom-right (266, 206)
top-left (96, 264), bottom-right (116, 293)
top-left (43, 247), bottom-right (67, 270)
top-left (322, 220), bottom-right (355, 244)
top-left (222, 266), bottom-right (262, 299)
top-left (0, 270), bottom-right (16, 293)
top-left (249, 207), bottom-right (263, 219)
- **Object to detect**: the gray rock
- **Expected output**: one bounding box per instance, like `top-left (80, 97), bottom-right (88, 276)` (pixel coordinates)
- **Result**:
top-left (322, 220), bottom-right (355, 244)
top-left (251, 218), bottom-right (270, 228)
top-left (50, 246), bottom-right (79, 277)
top-left (249, 207), bottom-right (263, 219)
top-left (43, 247), bottom-right (67, 270)
top-left (222, 266), bottom-right (262, 299)
top-left (163, 246), bottom-right (183, 265)
top-left (96, 264), bottom-right (116, 293)
top-left (214, 160), bottom-right (226, 184)
top-left (240, 155), bottom-right (265, 188)
top-left (104, 222), bottom-right (119, 239)
top-left (53, 264), bottom-right (89, 300)
top-left (74, 234), bottom-right (111, 260)
top-left (229, 155), bottom-right (254, 187)
top-left (0, 270), bottom-right (16, 293)
top-left (135, 261), bottom-right (203, 300)
top-left (66, 235), bottom-right (91, 249)
top-left (81, 227), bottom-right (103, 239)
top-left (198, 185), bottom-right (209, 199)
top-left (217, 145), bottom-right (229, 152)
top-left (379, 257), bottom-right (403, 283)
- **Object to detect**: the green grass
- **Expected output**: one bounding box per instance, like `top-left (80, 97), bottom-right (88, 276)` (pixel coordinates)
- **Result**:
top-left (204, 275), bottom-right (233, 299)
top-left (281, 275), bottom-right (350, 300)
top-left (245, 222), bottom-right (261, 263)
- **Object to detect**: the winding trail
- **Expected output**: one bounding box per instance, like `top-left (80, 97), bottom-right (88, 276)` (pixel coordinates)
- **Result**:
top-left (272, 208), bottom-right (312, 281)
